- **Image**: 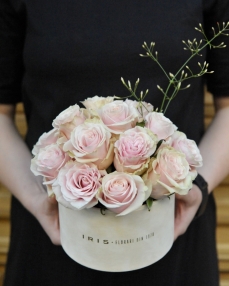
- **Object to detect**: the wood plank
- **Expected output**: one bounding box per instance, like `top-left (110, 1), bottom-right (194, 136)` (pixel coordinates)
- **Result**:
top-left (15, 103), bottom-right (24, 113)
top-left (204, 104), bottom-right (215, 117)
top-left (0, 195), bottom-right (10, 219)
top-left (204, 91), bottom-right (214, 127)
top-left (0, 265), bottom-right (5, 286)
top-left (0, 254), bottom-right (7, 266)
top-left (0, 220), bottom-right (10, 255)
top-left (204, 117), bottom-right (213, 128)
top-left (222, 176), bottom-right (229, 186)
top-left (220, 261), bottom-right (229, 272)
top-left (0, 184), bottom-right (11, 220)
top-left (214, 186), bottom-right (229, 225)
top-left (217, 226), bottom-right (229, 272)
top-left (220, 273), bottom-right (229, 286)
top-left (204, 92), bottom-right (214, 105)
top-left (0, 185), bottom-right (9, 194)
top-left (15, 103), bottom-right (27, 137)
top-left (15, 113), bottom-right (27, 137)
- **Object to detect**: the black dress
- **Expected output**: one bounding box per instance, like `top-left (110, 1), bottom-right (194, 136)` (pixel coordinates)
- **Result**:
top-left (1, 0), bottom-right (229, 285)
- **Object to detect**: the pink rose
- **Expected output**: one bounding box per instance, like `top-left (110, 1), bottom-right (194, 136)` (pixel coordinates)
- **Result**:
top-left (143, 146), bottom-right (195, 199)
top-left (52, 104), bottom-right (88, 139)
top-left (63, 120), bottom-right (114, 170)
top-left (53, 161), bottom-right (106, 210)
top-left (145, 112), bottom-right (177, 140)
top-left (171, 131), bottom-right (203, 168)
top-left (30, 144), bottom-right (70, 182)
top-left (97, 172), bottom-right (149, 216)
top-left (114, 126), bottom-right (158, 174)
top-left (32, 128), bottom-right (59, 156)
top-left (81, 96), bottom-right (115, 110)
top-left (98, 100), bottom-right (139, 134)
top-left (125, 99), bottom-right (154, 122)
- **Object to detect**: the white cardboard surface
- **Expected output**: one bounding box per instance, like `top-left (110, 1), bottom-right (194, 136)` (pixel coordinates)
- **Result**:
top-left (59, 195), bottom-right (174, 272)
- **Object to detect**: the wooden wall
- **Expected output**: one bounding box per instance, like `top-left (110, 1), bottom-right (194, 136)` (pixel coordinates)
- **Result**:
top-left (205, 93), bottom-right (229, 286)
top-left (0, 95), bottom-right (229, 285)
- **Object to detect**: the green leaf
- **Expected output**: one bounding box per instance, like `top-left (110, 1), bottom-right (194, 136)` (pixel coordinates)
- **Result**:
top-left (156, 139), bottom-right (165, 149)
top-left (136, 121), bottom-right (145, 128)
top-left (146, 197), bottom-right (154, 211)
top-left (106, 164), bottom-right (115, 174)
top-left (167, 193), bottom-right (175, 199)
top-left (100, 208), bottom-right (106, 215)
top-left (151, 139), bottom-right (165, 158)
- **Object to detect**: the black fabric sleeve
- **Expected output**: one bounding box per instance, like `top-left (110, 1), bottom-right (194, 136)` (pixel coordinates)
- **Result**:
top-left (204, 0), bottom-right (229, 97)
top-left (0, 0), bottom-right (25, 104)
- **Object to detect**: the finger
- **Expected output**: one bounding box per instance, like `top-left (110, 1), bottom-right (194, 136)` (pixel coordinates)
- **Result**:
top-left (50, 229), bottom-right (61, 245)
top-left (174, 203), bottom-right (193, 240)
top-left (48, 194), bottom-right (58, 205)
top-left (174, 218), bottom-right (188, 240)
top-left (43, 213), bottom-right (61, 245)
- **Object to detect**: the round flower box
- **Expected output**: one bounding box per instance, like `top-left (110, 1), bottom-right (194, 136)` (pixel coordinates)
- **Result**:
top-left (59, 194), bottom-right (174, 272)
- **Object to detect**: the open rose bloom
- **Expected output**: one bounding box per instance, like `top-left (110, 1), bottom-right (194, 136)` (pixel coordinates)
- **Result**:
top-left (31, 96), bottom-right (203, 271)
top-left (30, 97), bottom-right (203, 216)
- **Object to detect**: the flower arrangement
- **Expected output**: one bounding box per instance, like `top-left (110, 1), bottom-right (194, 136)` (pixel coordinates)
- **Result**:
top-left (30, 22), bottom-right (229, 216)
